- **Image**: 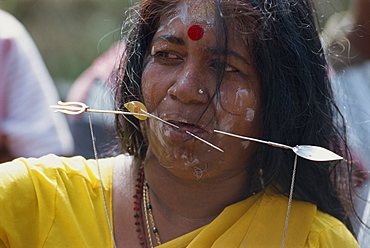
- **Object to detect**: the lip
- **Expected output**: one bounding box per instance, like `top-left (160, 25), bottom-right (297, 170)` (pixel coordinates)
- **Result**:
top-left (163, 113), bottom-right (210, 131)
top-left (160, 115), bottom-right (210, 140)
top-left (170, 121), bottom-right (207, 134)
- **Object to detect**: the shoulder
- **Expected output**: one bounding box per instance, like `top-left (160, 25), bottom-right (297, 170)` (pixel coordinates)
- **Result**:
top-left (0, 10), bottom-right (27, 40)
top-left (0, 154), bottom-right (128, 224)
top-left (305, 210), bottom-right (359, 248)
top-left (0, 154), bottom-right (124, 191)
top-left (0, 154), bottom-right (130, 247)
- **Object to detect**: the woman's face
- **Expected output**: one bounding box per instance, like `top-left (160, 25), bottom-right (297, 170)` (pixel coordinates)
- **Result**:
top-left (141, 0), bottom-right (261, 180)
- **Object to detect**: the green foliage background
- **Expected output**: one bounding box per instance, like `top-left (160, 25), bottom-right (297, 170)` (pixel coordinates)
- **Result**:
top-left (1, 0), bottom-right (137, 98)
top-left (0, 0), bottom-right (348, 98)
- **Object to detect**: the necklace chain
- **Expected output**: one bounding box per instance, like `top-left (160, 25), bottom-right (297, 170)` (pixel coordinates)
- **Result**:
top-left (88, 112), bottom-right (116, 247)
top-left (143, 180), bottom-right (162, 247)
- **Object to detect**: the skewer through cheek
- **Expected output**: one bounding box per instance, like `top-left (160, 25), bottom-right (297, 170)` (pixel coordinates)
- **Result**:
top-left (51, 101), bottom-right (343, 161)
top-left (51, 101), bottom-right (224, 152)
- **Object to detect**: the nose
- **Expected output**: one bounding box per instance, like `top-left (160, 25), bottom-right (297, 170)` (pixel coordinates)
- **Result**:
top-left (167, 64), bottom-right (209, 104)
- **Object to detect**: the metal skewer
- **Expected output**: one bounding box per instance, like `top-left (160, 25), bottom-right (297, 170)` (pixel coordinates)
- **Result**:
top-left (213, 130), bottom-right (343, 162)
top-left (51, 101), bottom-right (342, 161)
top-left (51, 101), bottom-right (224, 152)
top-left (185, 131), bottom-right (224, 152)
top-left (50, 101), bottom-right (150, 118)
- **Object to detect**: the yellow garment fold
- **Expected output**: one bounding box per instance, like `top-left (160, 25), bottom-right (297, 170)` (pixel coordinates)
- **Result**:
top-left (0, 155), bottom-right (359, 247)
top-left (158, 189), bottom-right (358, 248)
top-left (0, 154), bottom-right (115, 248)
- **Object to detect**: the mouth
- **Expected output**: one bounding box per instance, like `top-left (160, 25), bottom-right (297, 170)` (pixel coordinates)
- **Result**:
top-left (168, 121), bottom-right (207, 134)
top-left (157, 118), bottom-right (223, 152)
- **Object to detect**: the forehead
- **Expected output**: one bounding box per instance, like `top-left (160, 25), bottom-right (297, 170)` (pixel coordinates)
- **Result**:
top-left (155, 1), bottom-right (249, 50)
top-left (157, 0), bottom-right (215, 30)
top-left (181, 0), bottom-right (215, 23)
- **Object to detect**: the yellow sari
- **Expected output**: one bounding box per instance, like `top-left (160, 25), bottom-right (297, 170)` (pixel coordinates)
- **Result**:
top-left (0, 155), bottom-right (358, 247)
top-left (158, 188), bottom-right (359, 248)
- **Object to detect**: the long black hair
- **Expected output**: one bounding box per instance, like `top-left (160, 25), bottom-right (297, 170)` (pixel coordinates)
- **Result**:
top-left (115, 0), bottom-right (355, 233)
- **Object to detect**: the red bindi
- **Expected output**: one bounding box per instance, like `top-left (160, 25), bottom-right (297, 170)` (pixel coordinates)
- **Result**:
top-left (187, 25), bottom-right (204, 41)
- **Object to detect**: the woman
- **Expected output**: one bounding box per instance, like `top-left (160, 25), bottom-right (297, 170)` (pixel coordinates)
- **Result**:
top-left (0, 0), bottom-right (361, 247)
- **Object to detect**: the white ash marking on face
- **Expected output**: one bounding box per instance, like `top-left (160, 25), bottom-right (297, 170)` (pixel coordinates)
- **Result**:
top-left (245, 108), bottom-right (255, 122)
top-left (241, 141), bottom-right (250, 149)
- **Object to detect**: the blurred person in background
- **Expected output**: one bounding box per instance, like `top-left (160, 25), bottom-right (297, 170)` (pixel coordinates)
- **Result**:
top-left (66, 42), bottom-right (124, 159)
top-left (0, 9), bottom-right (73, 162)
top-left (323, 0), bottom-right (370, 245)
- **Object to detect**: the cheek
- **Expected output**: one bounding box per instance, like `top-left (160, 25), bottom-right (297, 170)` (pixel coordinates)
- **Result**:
top-left (214, 103), bottom-right (233, 132)
top-left (245, 108), bottom-right (255, 122)
top-left (234, 89), bottom-right (249, 110)
top-left (141, 63), bottom-right (169, 111)
top-left (241, 141), bottom-right (251, 149)
top-left (216, 86), bottom-right (260, 135)
top-left (147, 117), bottom-right (168, 149)
top-left (219, 87), bottom-right (258, 118)
top-left (220, 86), bottom-right (250, 108)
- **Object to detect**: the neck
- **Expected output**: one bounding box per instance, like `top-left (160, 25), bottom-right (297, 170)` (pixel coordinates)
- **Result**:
top-left (143, 152), bottom-right (249, 242)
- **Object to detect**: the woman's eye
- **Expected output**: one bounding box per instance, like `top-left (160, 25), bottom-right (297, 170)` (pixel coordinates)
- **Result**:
top-left (225, 64), bottom-right (239, 72)
top-left (211, 61), bottom-right (239, 72)
top-left (153, 51), bottom-right (181, 61)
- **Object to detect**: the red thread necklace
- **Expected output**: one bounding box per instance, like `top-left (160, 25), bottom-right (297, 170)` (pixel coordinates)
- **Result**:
top-left (133, 166), bottom-right (162, 247)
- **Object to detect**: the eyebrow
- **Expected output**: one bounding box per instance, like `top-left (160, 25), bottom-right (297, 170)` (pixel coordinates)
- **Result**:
top-left (152, 35), bottom-right (250, 65)
top-left (208, 48), bottom-right (250, 65)
top-left (152, 35), bottom-right (185, 46)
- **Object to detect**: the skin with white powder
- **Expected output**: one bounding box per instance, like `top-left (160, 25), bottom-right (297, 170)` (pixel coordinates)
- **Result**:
top-left (141, 0), bottom-right (261, 181)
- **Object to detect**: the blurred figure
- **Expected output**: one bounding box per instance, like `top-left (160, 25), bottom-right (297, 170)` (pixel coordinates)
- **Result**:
top-left (66, 42), bottom-right (124, 158)
top-left (324, 0), bottom-right (370, 69)
top-left (0, 10), bottom-right (73, 162)
top-left (323, 0), bottom-right (370, 244)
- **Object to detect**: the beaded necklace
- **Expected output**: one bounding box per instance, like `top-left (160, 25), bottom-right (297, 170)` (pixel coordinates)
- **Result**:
top-left (133, 167), bottom-right (146, 246)
top-left (133, 167), bottom-right (162, 247)
top-left (143, 181), bottom-right (162, 247)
